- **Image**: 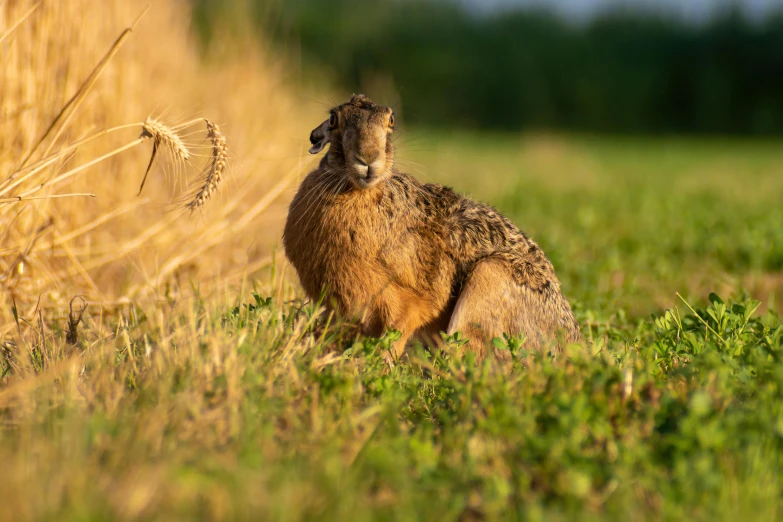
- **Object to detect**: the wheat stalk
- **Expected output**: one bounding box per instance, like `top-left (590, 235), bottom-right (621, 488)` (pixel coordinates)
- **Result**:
top-left (186, 119), bottom-right (227, 211)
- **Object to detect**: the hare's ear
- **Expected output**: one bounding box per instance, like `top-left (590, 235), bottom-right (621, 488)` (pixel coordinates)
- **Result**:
top-left (308, 120), bottom-right (330, 154)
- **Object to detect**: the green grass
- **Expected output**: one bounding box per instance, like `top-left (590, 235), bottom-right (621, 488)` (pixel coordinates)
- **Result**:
top-left (2, 133), bottom-right (783, 520)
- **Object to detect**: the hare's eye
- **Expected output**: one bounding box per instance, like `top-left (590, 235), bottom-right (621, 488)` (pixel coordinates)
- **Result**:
top-left (329, 113), bottom-right (338, 128)
top-left (389, 114), bottom-right (395, 127)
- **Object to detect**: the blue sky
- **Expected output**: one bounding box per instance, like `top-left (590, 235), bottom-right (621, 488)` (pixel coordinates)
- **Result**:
top-left (462, 0), bottom-right (783, 22)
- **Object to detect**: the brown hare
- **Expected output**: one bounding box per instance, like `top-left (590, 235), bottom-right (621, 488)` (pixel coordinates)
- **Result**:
top-left (283, 94), bottom-right (581, 363)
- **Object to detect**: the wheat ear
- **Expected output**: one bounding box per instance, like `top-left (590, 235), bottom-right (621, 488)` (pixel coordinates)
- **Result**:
top-left (138, 117), bottom-right (190, 195)
top-left (140, 117), bottom-right (190, 162)
top-left (186, 120), bottom-right (227, 211)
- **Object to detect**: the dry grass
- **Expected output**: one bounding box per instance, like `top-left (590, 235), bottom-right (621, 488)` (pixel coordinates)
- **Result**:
top-left (0, 0), bottom-right (314, 329)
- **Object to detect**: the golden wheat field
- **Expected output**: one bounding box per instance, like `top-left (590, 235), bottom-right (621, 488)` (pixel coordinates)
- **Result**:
top-left (1, 0), bottom-right (316, 328)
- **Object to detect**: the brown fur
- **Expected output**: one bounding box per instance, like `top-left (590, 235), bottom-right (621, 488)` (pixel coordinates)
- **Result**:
top-left (283, 94), bottom-right (581, 362)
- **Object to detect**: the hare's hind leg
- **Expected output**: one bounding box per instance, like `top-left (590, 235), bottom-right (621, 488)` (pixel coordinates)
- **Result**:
top-left (447, 258), bottom-right (549, 363)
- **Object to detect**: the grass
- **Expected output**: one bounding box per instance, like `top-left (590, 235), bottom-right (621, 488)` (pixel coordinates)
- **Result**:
top-left (1, 284), bottom-right (782, 520)
top-left (3, 1), bottom-right (783, 520)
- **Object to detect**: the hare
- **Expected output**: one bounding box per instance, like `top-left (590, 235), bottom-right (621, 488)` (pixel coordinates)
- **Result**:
top-left (283, 94), bottom-right (581, 363)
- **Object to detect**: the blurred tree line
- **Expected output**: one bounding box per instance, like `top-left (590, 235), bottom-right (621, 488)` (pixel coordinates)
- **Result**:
top-left (193, 0), bottom-right (783, 134)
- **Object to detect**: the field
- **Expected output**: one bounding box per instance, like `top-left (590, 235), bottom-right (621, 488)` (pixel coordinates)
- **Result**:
top-left (3, 2), bottom-right (783, 521)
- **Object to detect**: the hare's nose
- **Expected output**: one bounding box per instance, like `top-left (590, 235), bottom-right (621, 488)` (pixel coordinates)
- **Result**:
top-left (352, 156), bottom-right (369, 177)
top-left (354, 155), bottom-right (369, 167)
top-left (353, 154), bottom-right (384, 179)
top-left (354, 154), bottom-right (385, 172)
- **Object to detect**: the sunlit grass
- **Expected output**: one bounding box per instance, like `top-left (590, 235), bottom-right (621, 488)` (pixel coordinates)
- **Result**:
top-left (2, 283), bottom-right (781, 520)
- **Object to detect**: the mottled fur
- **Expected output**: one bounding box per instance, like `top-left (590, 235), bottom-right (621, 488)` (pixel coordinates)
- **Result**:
top-left (283, 95), bottom-right (581, 362)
